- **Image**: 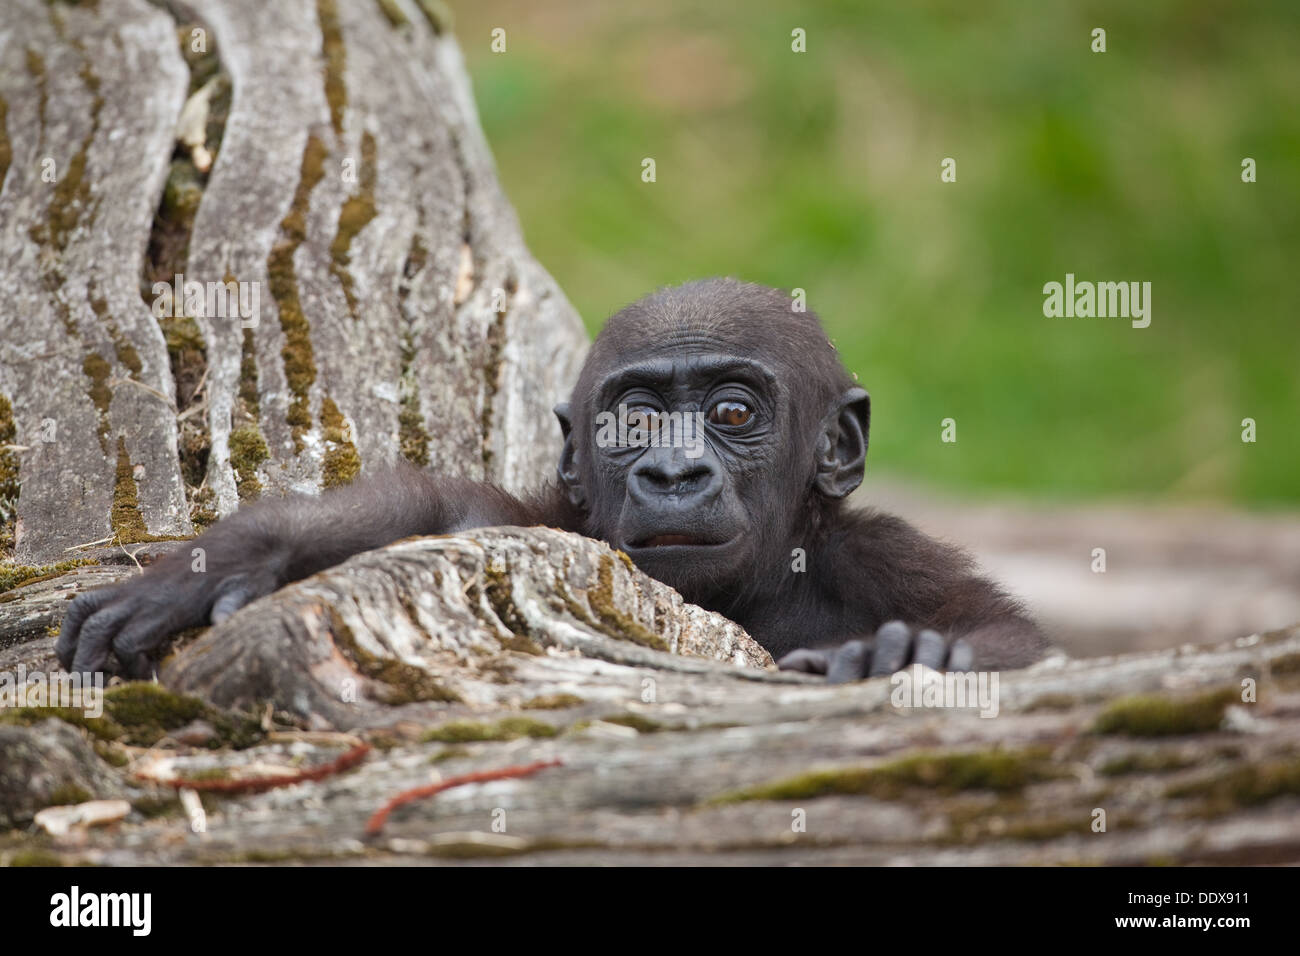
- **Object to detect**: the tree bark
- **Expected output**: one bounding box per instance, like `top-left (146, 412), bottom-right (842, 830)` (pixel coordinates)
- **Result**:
top-left (0, 0), bottom-right (586, 564)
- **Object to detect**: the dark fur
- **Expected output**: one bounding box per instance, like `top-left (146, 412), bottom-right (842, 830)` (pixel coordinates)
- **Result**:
top-left (58, 279), bottom-right (1047, 677)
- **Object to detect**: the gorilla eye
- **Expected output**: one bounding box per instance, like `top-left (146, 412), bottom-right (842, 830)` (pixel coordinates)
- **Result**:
top-left (708, 400), bottom-right (752, 427)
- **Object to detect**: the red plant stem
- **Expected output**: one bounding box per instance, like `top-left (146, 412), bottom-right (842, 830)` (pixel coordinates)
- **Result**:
top-left (150, 743), bottom-right (372, 794)
top-left (365, 758), bottom-right (563, 836)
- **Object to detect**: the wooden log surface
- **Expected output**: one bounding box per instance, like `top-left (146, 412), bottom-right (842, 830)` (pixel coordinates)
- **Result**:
top-left (1, 528), bottom-right (1297, 866)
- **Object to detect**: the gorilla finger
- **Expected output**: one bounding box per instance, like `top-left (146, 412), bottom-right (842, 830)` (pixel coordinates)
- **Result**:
top-left (826, 640), bottom-right (873, 684)
top-left (776, 648), bottom-right (831, 675)
top-left (947, 638), bottom-right (976, 672)
top-left (111, 603), bottom-right (181, 659)
top-left (121, 652), bottom-right (156, 681)
top-left (912, 629), bottom-right (947, 671)
top-left (868, 620), bottom-right (913, 677)
top-left (69, 601), bottom-right (137, 675)
top-left (211, 583), bottom-right (259, 624)
top-left (55, 589), bottom-right (118, 669)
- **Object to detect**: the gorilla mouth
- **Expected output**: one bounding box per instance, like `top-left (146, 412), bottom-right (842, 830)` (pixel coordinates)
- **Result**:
top-left (639, 534), bottom-right (703, 548)
top-left (629, 533), bottom-right (733, 549)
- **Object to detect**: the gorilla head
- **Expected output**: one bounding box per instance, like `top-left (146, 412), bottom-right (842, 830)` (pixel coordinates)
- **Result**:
top-left (553, 278), bottom-right (869, 609)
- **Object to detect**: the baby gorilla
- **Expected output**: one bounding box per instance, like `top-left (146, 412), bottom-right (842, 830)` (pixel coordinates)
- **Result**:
top-left (58, 278), bottom-right (1048, 680)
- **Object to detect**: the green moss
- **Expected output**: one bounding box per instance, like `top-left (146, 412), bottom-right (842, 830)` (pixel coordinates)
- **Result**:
top-left (1091, 688), bottom-right (1236, 737)
top-left (365, 731), bottom-right (399, 751)
top-left (0, 96), bottom-right (11, 191)
top-left (0, 559), bottom-right (96, 594)
top-left (1004, 816), bottom-right (1093, 842)
top-left (177, 415), bottom-right (211, 495)
top-left (319, 397), bottom-right (360, 488)
top-left (107, 684), bottom-right (260, 748)
top-left (25, 51), bottom-right (46, 131)
top-left (188, 490), bottom-right (216, 533)
top-left (714, 748), bottom-right (1054, 804)
top-left (1025, 693), bottom-right (1079, 713)
top-left (228, 425), bottom-right (268, 500)
top-left (415, 0), bottom-right (453, 34)
top-left (597, 712), bottom-right (664, 733)
top-left (238, 327), bottom-right (260, 418)
top-left (477, 280), bottom-right (513, 471)
top-left (483, 564), bottom-right (534, 643)
top-left (161, 315), bottom-right (206, 400)
top-left (1269, 652), bottom-right (1300, 676)
top-left (524, 693), bottom-right (584, 710)
top-left (421, 716), bottom-right (557, 743)
top-left (83, 353), bottom-right (112, 451)
top-left (331, 132), bottom-right (378, 318)
top-left (28, 50), bottom-right (102, 252)
top-left (179, 767), bottom-right (232, 782)
top-left (317, 0), bottom-right (346, 137)
top-left (100, 683), bottom-right (205, 743)
top-left (1166, 756), bottom-right (1300, 812)
top-left (131, 795), bottom-right (180, 819)
top-left (375, 0), bottom-right (411, 28)
top-left (92, 739), bottom-right (129, 768)
top-left (110, 437), bottom-right (148, 541)
top-left (328, 608), bottom-right (460, 705)
top-left (585, 555), bottom-right (667, 651)
top-left (162, 158), bottom-right (203, 223)
top-left (41, 114), bottom-right (93, 251)
top-left (397, 333), bottom-right (429, 466)
top-left (9, 849), bottom-right (64, 867)
top-left (398, 401), bottom-right (430, 466)
top-left (110, 337), bottom-right (142, 378)
top-left (1098, 749), bottom-right (1197, 776)
top-left (0, 707), bottom-right (121, 742)
top-left (93, 285), bottom-right (143, 380)
top-left (0, 395), bottom-right (22, 555)
top-left (430, 746), bottom-right (471, 763)
top-left (321, 443), bottom-right (361, 488)
top-left (268, 136), bottom-right (327, 452)
top-left (498, 633), bottom-right (543, 655)
top-left (47, 784), bottom-right (91, 806)
top-left (109, 438), bottom-right (184, 544)
top-left (2, 682), bottom-right (260, 749)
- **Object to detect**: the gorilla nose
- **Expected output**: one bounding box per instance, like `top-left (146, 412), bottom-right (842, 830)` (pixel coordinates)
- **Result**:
top-left (628, 453), bottom-right (722, 506)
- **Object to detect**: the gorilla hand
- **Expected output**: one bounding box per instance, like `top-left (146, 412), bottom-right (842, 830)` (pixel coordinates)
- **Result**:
top-left (776, 620), bottom-right (975, 684)
top-left (55, 522), bottom-right (289, 678)
top-left (54, 464), bottom-right (561, 678)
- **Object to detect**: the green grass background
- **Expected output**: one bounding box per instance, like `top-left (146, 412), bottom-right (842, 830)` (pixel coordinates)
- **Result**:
top-left (451, 0), bottom-right (1300, 506)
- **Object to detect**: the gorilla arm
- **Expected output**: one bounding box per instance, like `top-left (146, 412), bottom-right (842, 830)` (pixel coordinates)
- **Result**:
top-left (56, 464), bottom-right (561, 676)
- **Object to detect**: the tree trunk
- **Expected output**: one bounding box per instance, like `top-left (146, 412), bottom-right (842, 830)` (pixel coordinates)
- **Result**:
top-left (0, 0), bottom-right (586, 564)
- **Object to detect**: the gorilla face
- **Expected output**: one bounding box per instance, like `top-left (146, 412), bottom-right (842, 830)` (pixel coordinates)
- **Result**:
top-left (586, 348), bottom-right (787, 601)
top-left (554, 279), bottom-right (870, 609)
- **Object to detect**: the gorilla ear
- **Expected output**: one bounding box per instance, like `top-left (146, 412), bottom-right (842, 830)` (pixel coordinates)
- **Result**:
top-left (813, 387), bottom-right (870, 499)
top-left (553, 403), bottom-right (586, 508)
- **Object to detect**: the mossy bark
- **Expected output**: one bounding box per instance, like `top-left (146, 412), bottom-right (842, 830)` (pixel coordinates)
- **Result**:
top-left (0, 0), bottom-right (586, 565)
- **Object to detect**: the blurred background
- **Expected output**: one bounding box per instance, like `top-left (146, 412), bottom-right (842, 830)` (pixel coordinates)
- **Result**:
top-left (450, 0), bottom-right (1300, 655)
